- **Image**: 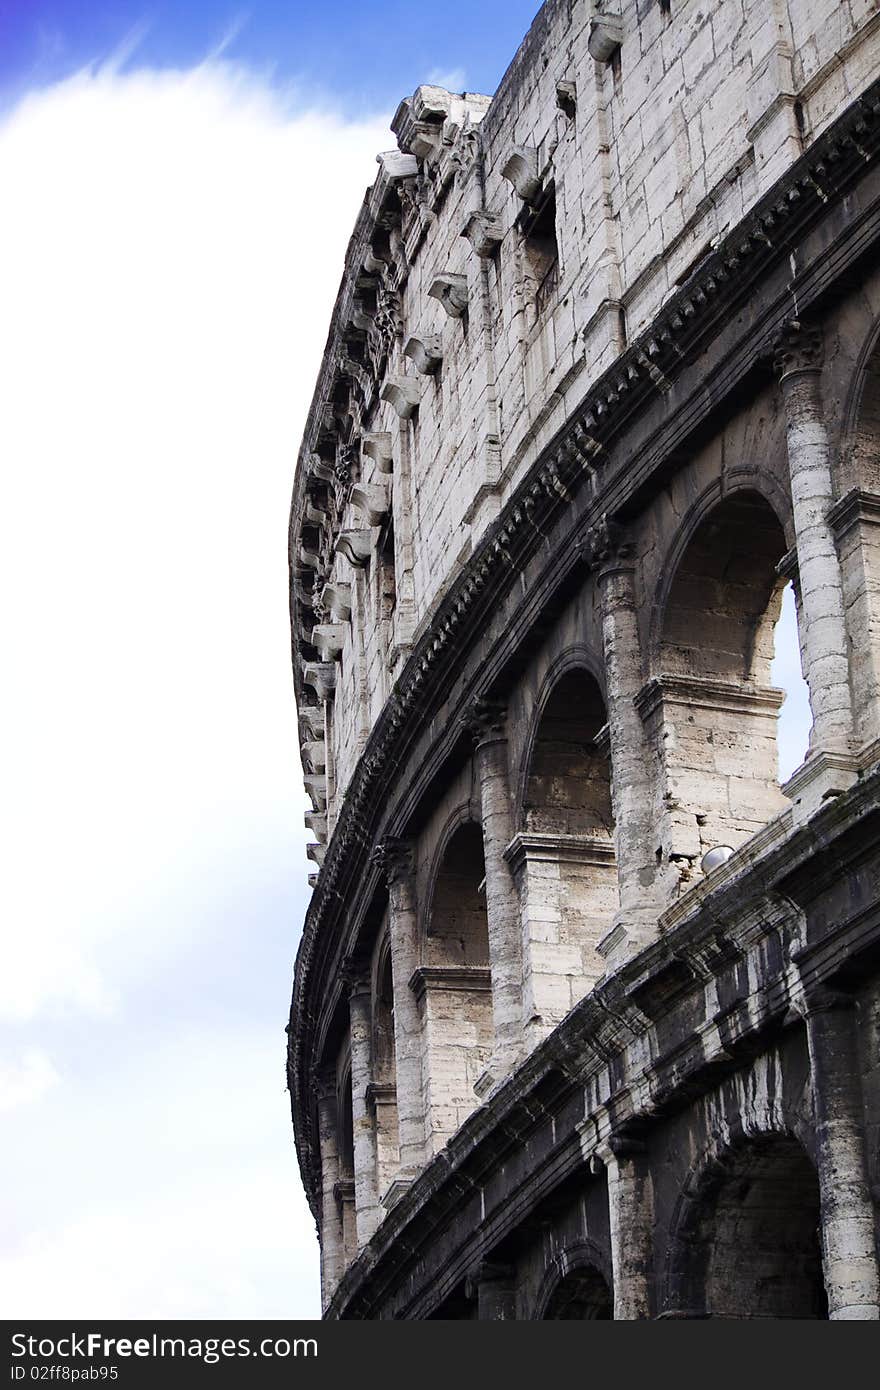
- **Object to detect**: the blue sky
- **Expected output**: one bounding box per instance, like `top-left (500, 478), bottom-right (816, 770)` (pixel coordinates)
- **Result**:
top-left (0, 0), bottom-right (810, 1322)
top-left (0, 1), bottom-right (541, 111)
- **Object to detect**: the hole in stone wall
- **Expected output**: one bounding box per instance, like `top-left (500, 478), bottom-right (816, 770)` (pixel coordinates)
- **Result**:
top-left (771, 581), bottom-right (811, 782)
top-left (542, 1265), bottom-right (613, 1319)
top-left (523, 670), bottom-right (613, 837)
top-left (427, 822), bottom-right (490, 967)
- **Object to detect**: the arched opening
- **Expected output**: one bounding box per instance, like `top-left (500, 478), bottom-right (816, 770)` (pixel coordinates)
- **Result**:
top-left (418, 822), bottom-right (493, 1152)
top-left (335, 1058), bottom-right (357, 1265)
top-left (669, 1135), bottom-right (827, 1319)
top-left (512, 667), bottom-right (617, 1045)
top-left (771, 581), bottom-right (811, 781)
top-left (523, 669), bottom-right (613, 837)
top-left (542, 1265), bottom-right (613, 1320)
top-left (651, 491), bottom-right (798, 871)
top-left (427, 821), bottom-right (490, 968)
top-left (370, 943), bottom-right (400, 1200)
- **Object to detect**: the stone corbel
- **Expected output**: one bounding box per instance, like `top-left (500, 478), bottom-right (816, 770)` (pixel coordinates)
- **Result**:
top-left (304, 810), bottom-right (327, 840)
top-left (428, 272), bottom-right (469, 318)
top-left (380, 376), bottom-right (420, 419)
top-left (336, 528), bottom-right (375, 567)
top-left (306, 843), bottom-right (325, 868)
top-left (299, 543), bottom-right (322, 571)
top-left (302, 661), bottom-right (337, 700)
top-left (307, 453), bottom-right (335, 484)
top-left (322, 581), bottom-right (352, 622)
top-left (404, 333), bottom-right (443, 375)
top-left (311, 623), bottom-right (348, 660)
top-left (588, 8), bottom-right (624, 63)
top-left (349, 300), bottom-right (373, 334)
top-left (461, 208), bottom-right (503, 257)
top-left (301, 740), bottom-right (326, 773)
top-left (363, 249), bottom-right (388, 276)
top-left (304, 501), bottom-right (329, 528)
top-left (350, 480), bottom-right (391, 526)
top-left (501, 146), bottom-right (541, 205)
top-left (299, 704), bottom-right (325, 739)
top-left (376, 149), bottom-right (419, 180)
top-left (392, 86), bottom-right (452, 160)
top-left (303, 774), bottom-right (327, 811)
top-left (362, 432), bottom-right (393, 474)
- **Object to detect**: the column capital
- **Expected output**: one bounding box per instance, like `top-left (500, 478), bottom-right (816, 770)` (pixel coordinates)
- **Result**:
top-left (773, 318), bottom-right (824, 382)
top-left (794, 979), bottom-right (856, 1019)
top-left (582, 513), bottom-right (635, 577)
top-left (464, 1260), bottom-right (515, 1300)
top-left (341, 952), bottom-right (372, 999)
top-left (312, 1065), bottom-right (338, 1106)
top-left (462, 695), bottom-right (508, 748)
top-left (371, 836), bottom-right (416, 886)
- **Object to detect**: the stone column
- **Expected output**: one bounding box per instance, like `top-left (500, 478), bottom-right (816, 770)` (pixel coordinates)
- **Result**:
top-left (314, 1067), bottom-right (344, 1311)
top-left (465, 699), bottom-right (524, 1087)
top-left (605, 1135), bottom-right (654, 1320)
top-left (465, 1260), bottom-right (517, 1320)
top-left (372, 839), bottom-right (425, 1186)
top-left (774, 321), bottom-right (857, 813)
top-left (343, 957), bottom-right (379, 1247)
top-left (585, 518), bottom-right (671, 966)
top-left (800, 985), bottom-right (880, 1319)
top-left (829, 489), bottom-right (880, 755)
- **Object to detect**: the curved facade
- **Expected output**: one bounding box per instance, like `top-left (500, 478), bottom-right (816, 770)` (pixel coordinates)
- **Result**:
top-left (287, 0), bottom-right (880, 1318)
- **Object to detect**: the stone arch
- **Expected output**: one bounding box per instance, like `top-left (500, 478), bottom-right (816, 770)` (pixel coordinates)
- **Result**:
top-left (425, 817), bottom-right (490, 968)
top-left (518, 649), bottom-right (612, 837)
top-left (665, 1126), bottom-right (827, 1319)
top-left (646, 485), bottom-right (797, 866)
top-left (533, 1241), bottom-right (614, 1320)
top-left (840, 313), bottom-right (880, 491)
top-left (419, 815), bottom-right (493, 1151)
top-left (511, 656), bottom-right (617, 1043)
top-left (372, 931), bottom-right (396, 1086)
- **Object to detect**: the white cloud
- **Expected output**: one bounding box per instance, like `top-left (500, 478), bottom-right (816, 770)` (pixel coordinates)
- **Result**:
top-left (0, 1048), bottom-right (60, 1113)
top-left (0, 57), bottom-right (388, 1316)
top-left (425, 66), bottom-right (467, 92)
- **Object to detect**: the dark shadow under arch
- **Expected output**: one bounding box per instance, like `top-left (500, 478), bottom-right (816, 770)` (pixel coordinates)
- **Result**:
top-left (666, 1133), bottom-right (827, 1319)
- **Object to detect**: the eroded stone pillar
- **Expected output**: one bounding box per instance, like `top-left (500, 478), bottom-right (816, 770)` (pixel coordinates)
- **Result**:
top-left (775, 321), bottom-right (857, 812)
top-left (466, 699), bottom-right (524, 1085)
top-left (800, 986), bottom-right (880, 1319)
top-left (314, 1067), bottom-right (344, 1310)
top-left (585, 518), bottom-right (671, 966)
top-left (829, 489), bottom-right (880, 755)
top-left (343, 958), bottom-right (379, 1247)
top-left (372, 839), bottom-right (425, 1188)
top-left (605, 1136), bottom-right (654, 1320)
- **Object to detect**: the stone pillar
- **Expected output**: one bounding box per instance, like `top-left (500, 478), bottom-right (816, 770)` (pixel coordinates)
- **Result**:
top-left (343, 957), bottom-right (379, 1247)
top-left (465, 1260), bottom-right (517, 1320)
top-left (372, 839), bottom-right (425, 1186)
top-left (775, 321), bottom-right (857, 813)
top-left (366, 1082), bottom-right (399, 1202)
top-left (800, 986), bottom-right (880, 1319)
top-left (605, 1135), bottom-right (654, 1320)
top-left (829, 489), bottom-right (880, 756)
top-left (585, 518), bottom-right (671, 966)
top-left (314, 1067), bottom-right (344, 1310)
top-left (466, 699), bottom-right (524, 1086)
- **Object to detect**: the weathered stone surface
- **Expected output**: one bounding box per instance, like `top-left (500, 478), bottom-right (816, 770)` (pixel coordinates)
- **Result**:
top-left (287, 0), bottom-right (880, 1320)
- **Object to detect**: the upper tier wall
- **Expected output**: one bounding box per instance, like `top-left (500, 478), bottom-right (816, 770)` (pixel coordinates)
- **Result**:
top-left (289, 0), bottom-right (880, 854)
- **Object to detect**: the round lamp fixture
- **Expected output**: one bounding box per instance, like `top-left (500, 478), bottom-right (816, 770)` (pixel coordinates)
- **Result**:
top-left (701, 845), bottom-right (734, 874)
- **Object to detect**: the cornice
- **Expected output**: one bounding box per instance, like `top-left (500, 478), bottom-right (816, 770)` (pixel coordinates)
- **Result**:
top-left (289, 80), bottom-right (880, 1221)
top-left (325, 768), bottom-right (880, 1318)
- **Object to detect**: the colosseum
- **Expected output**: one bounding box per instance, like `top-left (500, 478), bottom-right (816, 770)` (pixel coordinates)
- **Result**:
top-left (286, 0), bottom-right (880, 1319)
